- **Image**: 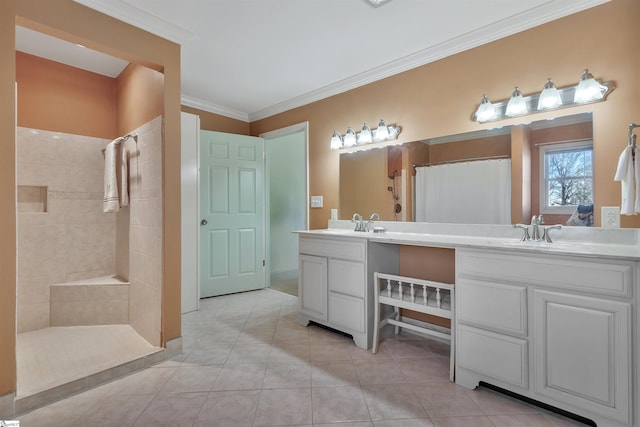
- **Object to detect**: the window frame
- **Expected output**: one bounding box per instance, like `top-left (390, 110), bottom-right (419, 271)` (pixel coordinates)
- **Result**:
top-left (539, 139), bottom-right (594, 215)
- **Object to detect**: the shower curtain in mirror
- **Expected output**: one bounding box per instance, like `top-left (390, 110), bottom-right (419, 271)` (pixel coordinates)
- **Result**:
top-left (415, 158), bottom-right (511, 224)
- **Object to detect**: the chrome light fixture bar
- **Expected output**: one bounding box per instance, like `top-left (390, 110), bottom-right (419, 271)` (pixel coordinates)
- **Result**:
top-left (473, 69), bottom-right (614, 123)
top-left (330, 119), bottom-right (401, 150)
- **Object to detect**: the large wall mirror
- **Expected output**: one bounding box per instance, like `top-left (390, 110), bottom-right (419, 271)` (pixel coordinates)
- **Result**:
top-left (339, 112), bottom-right (594, 226)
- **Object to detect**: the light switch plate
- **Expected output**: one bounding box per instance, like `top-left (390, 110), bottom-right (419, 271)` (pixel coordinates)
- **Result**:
top-left (310, 195), bottom-right (323, 208)
top-left (601, 206), bottom-right (620, 228)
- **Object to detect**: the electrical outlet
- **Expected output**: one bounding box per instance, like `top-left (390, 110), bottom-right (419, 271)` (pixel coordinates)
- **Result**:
top-left (601, 206), bottom-right (620, 228)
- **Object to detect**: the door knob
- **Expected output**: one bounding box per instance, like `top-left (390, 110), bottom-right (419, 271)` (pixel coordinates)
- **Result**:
top-left (200, 219), bottom-right (208, 226)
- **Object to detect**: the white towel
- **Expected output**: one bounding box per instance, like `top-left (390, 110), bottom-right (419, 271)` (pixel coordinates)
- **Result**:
top-left (103, 139), bottom-right (120, 213)
top-left (119, 142), bottom-right (129, 208)
top-left (614, 145), bottom-right (640, 215)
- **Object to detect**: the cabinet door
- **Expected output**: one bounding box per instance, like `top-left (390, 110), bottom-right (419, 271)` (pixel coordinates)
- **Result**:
top-left (299, 255), bottom-right (327, 321)
top-left (533, 290), bottom-right (631, 424)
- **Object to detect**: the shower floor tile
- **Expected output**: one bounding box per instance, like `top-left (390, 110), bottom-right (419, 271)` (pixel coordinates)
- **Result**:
top-left (17, 324), bottom-right (160, 397)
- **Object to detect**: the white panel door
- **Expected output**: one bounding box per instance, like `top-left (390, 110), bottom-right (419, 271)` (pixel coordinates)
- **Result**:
top-left (200, 130), bottom-right (265, 297)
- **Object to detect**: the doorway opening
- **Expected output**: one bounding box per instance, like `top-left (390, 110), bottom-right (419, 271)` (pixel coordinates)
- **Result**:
top-left (262, 123), bottom-right (309, 297)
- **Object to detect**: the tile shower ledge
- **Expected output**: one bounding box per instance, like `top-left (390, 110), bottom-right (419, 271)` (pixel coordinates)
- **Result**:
top-left (296, 221), bottom-right (640, 260)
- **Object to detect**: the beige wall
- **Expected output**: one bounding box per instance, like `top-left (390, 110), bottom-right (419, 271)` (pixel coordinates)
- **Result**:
top-left (251, 0), bottom-right (640, 230)
top-left (16, 52), bottom-right (118, 138)
top-left (181, 105), bottom-right (250, 135)
top-left (117, 64), bottom-right (164, 136)
top-left (0, 0), bottom-right (181, 397)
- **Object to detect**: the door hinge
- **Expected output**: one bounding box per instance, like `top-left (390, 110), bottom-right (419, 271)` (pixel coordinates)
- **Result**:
top-left (263, 260), bottom-right (266, 267)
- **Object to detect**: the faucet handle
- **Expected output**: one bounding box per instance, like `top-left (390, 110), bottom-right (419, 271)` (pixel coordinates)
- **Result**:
top-left (543, 225), bottom-right (562, 243)
top-left (369, 212), bottom-right (380, 221)
top-left (351, 213), bottom-right (364, 231)
top-left (513, 224), bottom-right (530, 241)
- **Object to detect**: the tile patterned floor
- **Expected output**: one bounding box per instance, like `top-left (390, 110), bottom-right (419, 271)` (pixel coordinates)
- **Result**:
top-left (16, 289), bottom-right (589, 426)
top-left (17, 325), bottom-right (160, 397)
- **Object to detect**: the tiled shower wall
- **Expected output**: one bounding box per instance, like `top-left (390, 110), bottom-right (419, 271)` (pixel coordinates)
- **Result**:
top-left (16, 128), bottom-right (115, 333)
top-left (16, 116), bottom-right (163, 345)
top-left (125, 116), bottom-right (163, 347)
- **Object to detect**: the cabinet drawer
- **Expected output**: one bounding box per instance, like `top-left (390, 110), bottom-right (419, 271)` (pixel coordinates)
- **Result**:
top-left (328, 259), bottom-right (365, 298)
top-left (329, 292), bottom-right (365, 333)
top-left (457, 278), bottom-right (527, 336)
top-left (299, 236), bottom-right (366, 262)
top-left (457, 249), bottom-right (633, 298)
top-left (457, 324), bottom-right (528, 389)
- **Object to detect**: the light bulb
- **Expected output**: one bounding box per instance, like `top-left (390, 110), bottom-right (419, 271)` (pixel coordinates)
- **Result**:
top-left (537, 78), bottom-right (562, 110)
top-left (474, 94), bottom-right (497, 122)
top-left (374, 119), bottom-right (389, 141)
top-left (505, 87), bottom-right (527, 117)
top-left (357, 123), bottom-right (372, 144)
top-left (574, 69), bottom-right (605, 103)
top-left (330, 130), bottom-right (343, 149)
top-left (343, 127), bottom-right (357, 147)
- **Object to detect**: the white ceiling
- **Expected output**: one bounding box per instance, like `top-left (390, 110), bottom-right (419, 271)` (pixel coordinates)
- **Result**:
top-left (17, 0), bottom-right (608, 122)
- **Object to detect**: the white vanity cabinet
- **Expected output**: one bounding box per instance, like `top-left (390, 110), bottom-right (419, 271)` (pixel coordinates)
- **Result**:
top-left (456, 248), bottom-right (634, 427)
top-left (298, 235), bottom-right (369, 348)
top-left (297, 234), bottom-right (399, 349)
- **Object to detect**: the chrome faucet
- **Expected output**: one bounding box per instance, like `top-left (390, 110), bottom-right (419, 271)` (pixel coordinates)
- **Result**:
top-left (513, 216), bottom-right (562, 242)
top-left (351, 213), bottom-right (366, 231)
top-left (367, 212), bottom-right (380, 232)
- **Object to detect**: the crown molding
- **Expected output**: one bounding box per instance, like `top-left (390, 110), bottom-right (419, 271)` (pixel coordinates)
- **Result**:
top-left (248, 0), bottom-right (610, 122)
top-left (181, 95), bottom-right (250, 122)
top-left (73, 0), bottom-right (193, 45)
top-left (75, 0), bottom-right (609, 123)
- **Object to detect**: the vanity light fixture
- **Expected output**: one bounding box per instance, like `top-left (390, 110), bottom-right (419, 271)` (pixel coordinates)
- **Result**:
top-left (330, 119), bottom-right (401, 150)
top-left (537, 78), bottom-right (562, 110)
top-left (505, 87), bottom-right (528, 117)
top-left (472, 69), bottom-right (615, 123)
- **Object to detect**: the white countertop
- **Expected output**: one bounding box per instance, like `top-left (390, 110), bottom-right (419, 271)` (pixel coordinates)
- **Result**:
top-left (295, 221), bottom-right (640, 260)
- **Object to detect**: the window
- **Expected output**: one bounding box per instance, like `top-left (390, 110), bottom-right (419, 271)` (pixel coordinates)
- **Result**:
top-left (540, 140), bottom-right (593, 214)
